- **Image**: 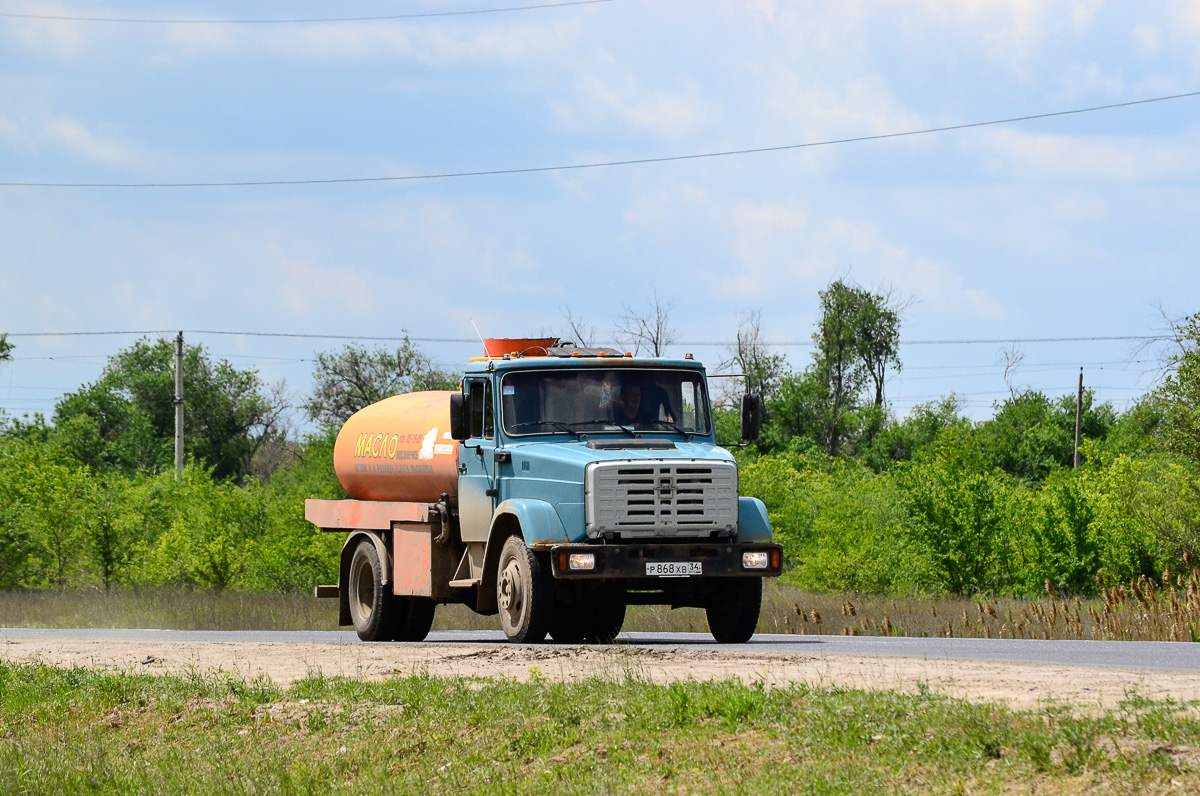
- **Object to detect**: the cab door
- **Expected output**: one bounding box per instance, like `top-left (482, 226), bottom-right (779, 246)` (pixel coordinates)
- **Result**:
top-left (457, 378), bottom-right (497, 543)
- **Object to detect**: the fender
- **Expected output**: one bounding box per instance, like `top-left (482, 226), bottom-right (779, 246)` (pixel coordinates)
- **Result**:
top-left (737, 497), bottom-right (773, 542)
top-left (474, 499), bottom-right (567, 614)
top-left (492, 498), bottom-right (570, 548)
top-left (337, 530), bottom-right (390, 627)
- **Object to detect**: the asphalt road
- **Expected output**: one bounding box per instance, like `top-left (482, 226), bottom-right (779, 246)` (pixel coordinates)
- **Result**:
top-left (3, 628), bottom-right (1198, 673)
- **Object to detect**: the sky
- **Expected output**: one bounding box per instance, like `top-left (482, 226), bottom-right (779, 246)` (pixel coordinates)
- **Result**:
top-left (2, 0), bottom-right (1199, 431)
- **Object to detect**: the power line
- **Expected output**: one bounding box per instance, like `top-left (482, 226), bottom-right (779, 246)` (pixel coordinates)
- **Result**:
top-left (3, 330), bottom-right (1171, 346)
top-left (3, 90), bottom-right (1197, 189)
top-left (0, 0), bottom-right (616, 25)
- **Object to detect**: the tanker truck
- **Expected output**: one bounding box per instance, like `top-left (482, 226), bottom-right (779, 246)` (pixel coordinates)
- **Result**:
top-left (306, 338), bottom-right (782, 644)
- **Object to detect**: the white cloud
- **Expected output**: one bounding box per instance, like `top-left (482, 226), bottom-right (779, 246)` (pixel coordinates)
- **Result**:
top-left (978, 129), bottom-right (1200, 181)
top-left (553, 62), bottom-right (708, 141)
top-left (42, 117), bottom-right (134, 165)
top-left (1054, 63), bottom-right (1126, 100)
top-left (276, 256), bottom-right (372, 315)
top-left (2, 1), bottom-right (87, 58)
top-left (741, 0), bottom-right (779, 23)
top-left (1134, 25), bottom-right (1161, 56)
top-left (248, 19), bottom-right (579, 65)
top-left (758, 70), bottom-right (926, 148)
top-left (1179, 1), bottom-right (1200, 29)
top-left (0, 115), bottom-right (136, 165)
top-left (621, 186), bottom-right (1005, 323)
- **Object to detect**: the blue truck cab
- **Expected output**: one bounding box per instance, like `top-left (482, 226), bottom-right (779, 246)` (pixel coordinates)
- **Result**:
top-left (447, 343), bottom-right (782, 643)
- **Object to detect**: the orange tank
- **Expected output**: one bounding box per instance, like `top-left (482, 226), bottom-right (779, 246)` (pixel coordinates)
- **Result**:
top-left (333, 391), bottom-right (461, 503)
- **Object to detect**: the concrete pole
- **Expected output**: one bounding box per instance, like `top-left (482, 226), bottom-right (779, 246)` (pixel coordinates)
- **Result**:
top-left (174, 332), bottom-right (185, 475)
top-left (1073, 367), bottom-right (1083, 469)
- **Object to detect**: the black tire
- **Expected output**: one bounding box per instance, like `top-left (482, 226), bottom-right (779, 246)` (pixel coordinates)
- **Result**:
top-left (705, 578), bottom-right (762, 644)
top-left (388, 597), bottom-right (436, 642)
top-left (586, 584), bottom-right (626, 644)
top-left (548, 584), bottom-right (626, 644)
top-left (496, 535), bottom-right (551, 643)
top-left (548, 606), bottom-right (588, 644)
top-left (348, 541), bottom-right (391, 642)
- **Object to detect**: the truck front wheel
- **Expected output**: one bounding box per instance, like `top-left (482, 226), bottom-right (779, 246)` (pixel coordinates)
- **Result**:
top-left (496, 535), bottom-right (551, 643)
top-left (705, 578), bottom-right (763, 644)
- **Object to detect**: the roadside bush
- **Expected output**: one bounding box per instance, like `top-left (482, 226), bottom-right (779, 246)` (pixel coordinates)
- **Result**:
top-left (893, 430), bottom-right (1018, 595)
top-left (1012, 471), bottom-right (1100, 595)
top-left (741, 453), bottom-right (933, 593)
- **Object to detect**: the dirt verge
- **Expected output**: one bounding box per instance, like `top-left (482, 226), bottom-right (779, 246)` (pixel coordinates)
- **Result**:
top-left (5, 635), bottom-right (1200, 710)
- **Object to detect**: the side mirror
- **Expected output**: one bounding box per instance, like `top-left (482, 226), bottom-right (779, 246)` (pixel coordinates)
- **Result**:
top-left (449, 392), bottom-right (467, 441)
top-left (740, 393), bottom-right (762, 441)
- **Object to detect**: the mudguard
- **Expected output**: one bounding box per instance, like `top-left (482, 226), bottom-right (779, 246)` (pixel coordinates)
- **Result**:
top-left (737, 497), bottom-right (773, 542)
top-left (337, 530), bottom-right (390, 626)
top-left (491, 498), bottom-right (570, 548)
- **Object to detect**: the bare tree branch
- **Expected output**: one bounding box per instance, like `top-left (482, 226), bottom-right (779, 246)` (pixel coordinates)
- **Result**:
top-left (1000, 344), bottom-right (1026, 401)
top-left (613, 291), bottom-right (677, 356)
top-left (559, 307), bottom-right (595, 348)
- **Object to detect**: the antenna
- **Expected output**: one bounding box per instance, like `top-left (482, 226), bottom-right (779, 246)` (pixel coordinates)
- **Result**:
top-left (469, 318), bottom-right (490, 361)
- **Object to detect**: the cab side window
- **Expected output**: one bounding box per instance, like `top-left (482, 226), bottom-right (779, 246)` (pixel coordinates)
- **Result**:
top-left (468, 380), bottom-right (494, 440)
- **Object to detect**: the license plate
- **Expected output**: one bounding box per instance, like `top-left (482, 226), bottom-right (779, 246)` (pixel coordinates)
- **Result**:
top-left (645, 561), bottom-right (702, 577)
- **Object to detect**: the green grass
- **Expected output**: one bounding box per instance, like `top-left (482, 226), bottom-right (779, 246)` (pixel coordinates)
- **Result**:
top-left (1, 661), bottom-right (1198, 794)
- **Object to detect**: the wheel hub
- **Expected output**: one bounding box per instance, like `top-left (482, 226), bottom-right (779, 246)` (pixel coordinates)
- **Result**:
top-left (499, 560), bottom-right (523, 619)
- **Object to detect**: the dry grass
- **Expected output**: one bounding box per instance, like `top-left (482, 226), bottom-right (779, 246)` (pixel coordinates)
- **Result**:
top-left (4, 573), bottom-right (1200, 642)
top-left (773, 569), bottom-right (1200, 642)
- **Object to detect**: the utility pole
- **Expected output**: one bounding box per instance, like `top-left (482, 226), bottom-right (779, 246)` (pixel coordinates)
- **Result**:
top-left (174, 332), bottom-right (185, 475)
top-left (1073, 367), bottom-right (1083, 469)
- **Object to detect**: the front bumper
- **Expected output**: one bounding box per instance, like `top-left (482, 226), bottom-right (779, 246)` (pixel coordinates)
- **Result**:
top-left (547, 542), bottom-right (783, 579)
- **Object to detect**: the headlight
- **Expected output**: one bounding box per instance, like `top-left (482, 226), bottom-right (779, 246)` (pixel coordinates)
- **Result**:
top-left (568, 553), bottom-right (596, 571)
top-left (742, 551), bottom-right (769, 570)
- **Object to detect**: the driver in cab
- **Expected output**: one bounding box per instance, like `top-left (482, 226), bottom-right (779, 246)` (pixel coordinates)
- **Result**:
top-left (614, 379), bottom-right (672, 427)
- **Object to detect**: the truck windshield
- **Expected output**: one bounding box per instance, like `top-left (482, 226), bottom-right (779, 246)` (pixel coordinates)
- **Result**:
top-left (501, 368), bottom-right (712, 437)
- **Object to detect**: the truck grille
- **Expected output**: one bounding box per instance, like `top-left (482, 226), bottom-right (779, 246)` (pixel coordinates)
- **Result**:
top-left (585, 460), bottom-right (738, 538)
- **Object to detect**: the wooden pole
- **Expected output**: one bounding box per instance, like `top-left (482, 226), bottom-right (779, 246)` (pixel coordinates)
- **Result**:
top-left (1073, 367), bottom-right (1083, 468)
top-left (174, 332), bottom-right (185, 475)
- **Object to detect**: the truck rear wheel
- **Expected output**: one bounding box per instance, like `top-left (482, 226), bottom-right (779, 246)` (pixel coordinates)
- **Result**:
top-left (496, 535), bottom-right (551, 643)
top-left (705, 578), bottom-right (762, 644)
top-left (388, 597), bottom-right (436, 642)
top-left (348, 541), bottom-right (391, 642)
top-left (384, 597), bottom-right (436, 643)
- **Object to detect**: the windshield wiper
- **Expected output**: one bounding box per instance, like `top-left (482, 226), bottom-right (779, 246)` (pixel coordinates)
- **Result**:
top-left (508, 420), bottom-right (582, 438)
top-left (567, 418), bottom-right (637, 437)
top-left (643, 419), bottom-right (697, 439)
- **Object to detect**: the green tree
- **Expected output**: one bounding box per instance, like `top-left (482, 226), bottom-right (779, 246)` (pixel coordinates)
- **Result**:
top-left (0, 434), bottom-right (91, 587)
top-left (305, 338), bottom-right (457, 429)
top-left (769, 281), bottom-right (902, 456)
top-left (0, 334), bottom-right (12, 428)
top-left (896, 429), bottom-right (1014, 594)
top-left (725, 311), bottom-right (786, 404)
top-left (860, 395), bottom-right (970, 472)
top-left (1160, 312), bottom-right (1200, 464)
top-left (974, 389), bottom-right (1116, 482)
top-left (52, 338), bottom-right (285, 481)
top-left (84, 472), bottom-right (149, 592)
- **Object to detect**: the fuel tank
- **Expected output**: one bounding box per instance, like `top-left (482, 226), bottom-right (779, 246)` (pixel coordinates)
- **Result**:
top-left (333, 391), bottom-right (460, 503)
